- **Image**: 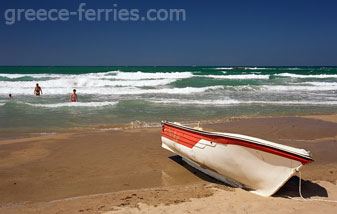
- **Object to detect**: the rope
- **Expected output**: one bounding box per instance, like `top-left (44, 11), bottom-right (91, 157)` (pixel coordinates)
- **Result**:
top-left (285, 170), bottom-right (337, 203)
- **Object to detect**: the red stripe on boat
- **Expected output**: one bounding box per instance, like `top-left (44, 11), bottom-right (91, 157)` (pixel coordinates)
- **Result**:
top-left (162, 123), bottom-right (312, 165)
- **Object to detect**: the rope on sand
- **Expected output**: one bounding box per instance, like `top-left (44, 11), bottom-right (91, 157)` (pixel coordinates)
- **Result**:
top-left (285, 170), bottom-right (337, 203)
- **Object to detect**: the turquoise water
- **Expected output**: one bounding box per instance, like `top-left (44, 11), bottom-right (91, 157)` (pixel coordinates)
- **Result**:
top-left (1, 66), bottom-right (337, 134)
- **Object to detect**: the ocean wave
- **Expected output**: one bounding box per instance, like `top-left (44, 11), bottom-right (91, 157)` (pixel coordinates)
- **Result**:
top-left (150, 99), bottom-right (337, 106)
top-left (0, 70), bottom-right (194, 81)
top-left (0, 71), bottom-right (194, 94)
top-left (285, 68), bottom-right (301, 70)
top-left (150, 99), bottom-right (240, 105)
top-left (261, 85), bottom-right (337, 91)
top-left (117, 86), bottom-right (224, 95)
top-left (200, 74), bottom-right (270, 80)
top-left (1, 78), bottom-right (176, 88)
top-left (8, 99), bottom-right (337, 109)
top-left (275, 73), bottom-right (337, 78)
top-left (25, 101), bottom-right (118, 108)
top-left (306, 82), bottom-right (337, 87)
top-left (0, 73), bottom-right (63, 79)
top-left (0, 86), bottom-right (223, 95)
top-left (105, 71), bottom-right (194, 80)
top-left (211, 67), bottom-right (270, 70)
top-left (249, 100), bottom-right (337, 105)
top-left (48, 78), bottom-right (177, 87)
top-left (244, 67), bottom-right (269, 70)
top-left (212, 67), bottom-right (233, 70)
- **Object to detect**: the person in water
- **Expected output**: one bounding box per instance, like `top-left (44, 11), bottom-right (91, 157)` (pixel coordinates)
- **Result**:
top-left (34, 83), bottom-right (42, 96)
top-left (8, 94), bottom-right (12, 98)
top-left (70, 89), bottom-right (78, 102)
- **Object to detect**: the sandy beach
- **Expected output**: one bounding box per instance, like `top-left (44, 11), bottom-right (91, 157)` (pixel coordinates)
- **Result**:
top-left (1, 115), bottom-right (337, 213)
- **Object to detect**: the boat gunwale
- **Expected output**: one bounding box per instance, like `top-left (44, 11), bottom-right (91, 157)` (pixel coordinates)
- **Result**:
top-left (161, 120), bottom-right (313, 162)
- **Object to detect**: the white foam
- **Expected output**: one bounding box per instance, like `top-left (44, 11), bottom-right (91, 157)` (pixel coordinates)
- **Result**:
top-left (211, 67), bottom-right (270, 70)
top-left (201, 74), bottom-right (270, 80)
top-left (0, 78), bottom-right (177, 94)
top-left (212, 67), bottom-right (233, 70)
top-left (25, 101), bottom-right (118, 108)
top-left (275, 73), bottom-right (337, 78)
top-left (105, 71), bottom-right (194, 80)
top-left (244, 67), bottom-right (269, 70)
top-left (261, 85), bottom-right (337, 91)
top-left (0, 70), bottom-right (193, 82)
top-left (151, 99), bottom-right (240, 105)
top-left (0, 73), bottom-right (63, 79)
top-left (0, 85), bottom-right (223, 95)
top-left (106, 86), bottom-right (223, 95)
top-left (250, 100), bottom-right (337, 105)
top-left (306, 82), bottom-right (337, 87)
top-left (40, 78), bottom-right (175, 87)
top-left (0, 71), bottom-right (195, 95)
top-left (286, 68), bottom-right (301, 70)
top-left (150, 99), bottom-right (337, 106)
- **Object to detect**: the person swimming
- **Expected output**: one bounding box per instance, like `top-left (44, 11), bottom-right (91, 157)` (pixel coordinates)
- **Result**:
top-left (34, 83), bottom-right (42, 96)
top-left (69, 89), bottom-right (78, 102)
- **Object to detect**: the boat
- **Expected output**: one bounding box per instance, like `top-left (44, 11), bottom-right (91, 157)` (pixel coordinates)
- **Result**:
top-left (161, 120), bottom-right (313, 197)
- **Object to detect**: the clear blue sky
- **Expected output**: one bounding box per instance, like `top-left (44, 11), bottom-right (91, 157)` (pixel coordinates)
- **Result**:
top-left (1, 0), bottom-right (337, 66)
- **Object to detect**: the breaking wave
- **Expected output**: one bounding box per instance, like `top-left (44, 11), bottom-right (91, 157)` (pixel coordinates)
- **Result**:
top-left (150, 99), bottom-right (337, 106)
top-left (201, 74), bottom-right (270, 80)
top-left (262, 85), bottom-right (337, 91)
top-left (24, 101), bottom-right (118, 108)
top-left (106, 71), bottom-right (194, 80)
top-left (0, 85), bottom-right (223, 95)
top-left (275, 73), bottom-right (337, 79)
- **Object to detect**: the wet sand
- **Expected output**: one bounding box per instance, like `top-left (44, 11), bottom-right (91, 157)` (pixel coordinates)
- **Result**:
top-left (0, 115), bottom-right (337, 213)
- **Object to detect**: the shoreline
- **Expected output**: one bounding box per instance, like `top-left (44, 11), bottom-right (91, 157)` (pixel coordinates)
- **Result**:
top-left (2, 113), bottom-right (336, 141)
top-left (0, 115), bottom-right (337, 213)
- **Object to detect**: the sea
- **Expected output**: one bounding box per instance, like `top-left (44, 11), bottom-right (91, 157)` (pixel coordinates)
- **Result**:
top-left (1, 66), bottom-right (337, 136)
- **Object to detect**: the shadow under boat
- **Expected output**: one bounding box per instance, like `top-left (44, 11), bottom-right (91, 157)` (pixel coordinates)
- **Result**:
top-left (274, 176), bottom-right (328, 198)
top-left (169, 155), bottom-right (328, 198)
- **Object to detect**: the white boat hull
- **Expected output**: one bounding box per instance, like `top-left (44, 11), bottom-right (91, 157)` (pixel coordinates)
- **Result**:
top-left (162, 136), bottom-right (303, 197)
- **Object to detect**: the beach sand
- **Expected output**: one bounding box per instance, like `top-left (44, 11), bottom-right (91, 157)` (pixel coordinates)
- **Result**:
top-left (0, 115), bottom-right (337, 213)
